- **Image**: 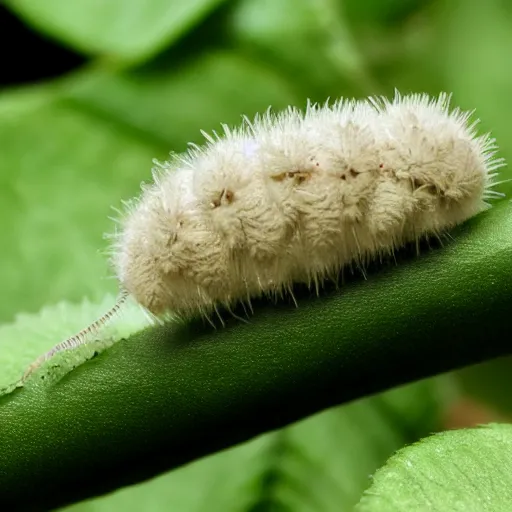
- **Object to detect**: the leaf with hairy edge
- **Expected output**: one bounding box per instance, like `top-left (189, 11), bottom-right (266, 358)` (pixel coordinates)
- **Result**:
top-left (356, 423), bottom-right (512, 512)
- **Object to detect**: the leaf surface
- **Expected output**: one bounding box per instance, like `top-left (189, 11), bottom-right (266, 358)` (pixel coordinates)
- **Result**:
top-left (357, 423), bottom-right (512, 512)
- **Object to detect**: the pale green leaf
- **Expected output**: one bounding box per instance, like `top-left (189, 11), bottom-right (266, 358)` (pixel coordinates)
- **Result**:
top-left (357, 423), bottom-right (512, 512)
top-left (0, 295), bottom-right (147, 393)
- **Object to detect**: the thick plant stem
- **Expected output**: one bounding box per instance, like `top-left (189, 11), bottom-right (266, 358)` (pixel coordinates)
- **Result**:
top-left (0, 201), bottom-right (511, 510)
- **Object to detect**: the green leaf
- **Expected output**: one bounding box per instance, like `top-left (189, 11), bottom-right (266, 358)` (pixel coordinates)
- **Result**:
top-left (0, 295), bottom-right (147, 393)
top-left (0, 200), bottom-right (511, 509)
top-left (4, 0), bottom-right (228, 63)
top-left (61, 381), bottom-right (442, 512)
top-left (356, 423), bottom-right (512, 511)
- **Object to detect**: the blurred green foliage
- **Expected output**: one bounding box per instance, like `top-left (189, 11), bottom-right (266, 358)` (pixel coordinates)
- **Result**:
top-left (1, 0), bottom-right (511, 509)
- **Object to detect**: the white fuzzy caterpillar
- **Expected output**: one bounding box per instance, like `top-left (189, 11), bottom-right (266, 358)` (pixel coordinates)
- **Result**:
top-left (23, 91), bottom-right (505, 378)
top-left (113, 92), bottom-right (503, 319)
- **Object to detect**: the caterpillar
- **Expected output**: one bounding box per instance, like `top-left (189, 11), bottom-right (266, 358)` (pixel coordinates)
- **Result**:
top-left (24, 91), bottom-right (505, 378)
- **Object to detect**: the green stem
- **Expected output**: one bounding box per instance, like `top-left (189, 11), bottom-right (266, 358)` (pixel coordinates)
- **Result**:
top-left (1, 200), bottom-right (511, 510)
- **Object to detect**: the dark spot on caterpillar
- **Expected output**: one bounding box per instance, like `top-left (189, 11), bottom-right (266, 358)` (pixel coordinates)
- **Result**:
top-left (294, 171), bottom-right (311, 184)
top-left (273, 170), bottom-right (311, 183)
top-left (210, 188), bottom-right (235, 209)
top-left (224, 189), bottom-right (235, 203)
top-left (270, 173), bottom-right (286, 182)
top-left (349, 168), bottom-right (358, 178)
top-left (341, 174), bottom-right (347, 180)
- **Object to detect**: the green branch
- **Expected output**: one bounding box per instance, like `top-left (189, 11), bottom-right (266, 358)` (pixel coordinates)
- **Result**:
top-left (1, 200), bottom-right (511, 510)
